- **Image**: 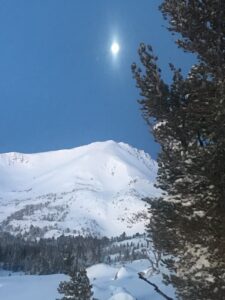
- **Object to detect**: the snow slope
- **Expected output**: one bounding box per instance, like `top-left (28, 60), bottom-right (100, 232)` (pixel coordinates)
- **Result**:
top-left (0, 260), bottom-right (176, 300)
top-left (88, 260), bottom-right (175, 300)
top-left (0, 141), bottom-right (160, 238)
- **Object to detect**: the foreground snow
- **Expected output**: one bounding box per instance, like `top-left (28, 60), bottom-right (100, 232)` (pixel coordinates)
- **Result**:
top-left (0, 260), bottom-right (175, 300)
top-left (0, 271), bottom-right (67, 300)
top-left (0, 140), bottom-right (160, 238)
top-left (88, 260), bottom-right (175, 300)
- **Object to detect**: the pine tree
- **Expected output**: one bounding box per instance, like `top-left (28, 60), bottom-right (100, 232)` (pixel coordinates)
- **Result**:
top-left (57, 268), bottom-right (93, 300)
top-left (132, 1), bottom-right (225, 299)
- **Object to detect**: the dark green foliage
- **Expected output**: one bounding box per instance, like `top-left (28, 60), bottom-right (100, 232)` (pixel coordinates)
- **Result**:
top-left (132, 1), bottom-right (225, 299)
top-left (0, 232), bottom-right (147, 275)
top-left (0, 232), bottom-right (109, 274)
top-left (57, 269), bottom-right (93, 300)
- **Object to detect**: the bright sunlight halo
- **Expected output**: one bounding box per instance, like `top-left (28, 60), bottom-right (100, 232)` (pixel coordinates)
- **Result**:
top-left (111, 42), bottom-right (120, 55)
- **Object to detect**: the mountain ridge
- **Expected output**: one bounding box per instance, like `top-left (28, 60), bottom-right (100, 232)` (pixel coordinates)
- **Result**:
top-left (0, 141), bottom-right (160, 238)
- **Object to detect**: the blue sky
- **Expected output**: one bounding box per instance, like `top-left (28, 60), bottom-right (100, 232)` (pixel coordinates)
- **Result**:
top-left (0, 0), bottom-right (195, 158)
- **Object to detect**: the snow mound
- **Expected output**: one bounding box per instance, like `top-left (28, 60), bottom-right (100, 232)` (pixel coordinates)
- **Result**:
top-left (108, 291), bottom-right (136, 300)
top-left (114, 266), bottom-right (136, 280)
top-left (87, 260), bottom-right (175, 300)
top-left (87, 264), bottom-right (117, 280)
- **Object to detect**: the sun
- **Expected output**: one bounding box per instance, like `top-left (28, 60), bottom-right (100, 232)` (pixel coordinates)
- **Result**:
top-left (111, 42), bottom-right (120, 55)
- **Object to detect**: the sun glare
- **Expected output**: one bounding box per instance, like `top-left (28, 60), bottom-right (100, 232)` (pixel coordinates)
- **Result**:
top-left (111, 42), bottom-right (120, 55)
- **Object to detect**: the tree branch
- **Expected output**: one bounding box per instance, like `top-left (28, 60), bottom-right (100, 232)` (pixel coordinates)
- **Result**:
top-left (138, 272), bottom-right (174, 300)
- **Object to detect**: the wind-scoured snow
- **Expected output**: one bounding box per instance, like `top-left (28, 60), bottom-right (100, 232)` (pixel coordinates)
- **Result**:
top-left (0, 140), bottom-right (160, 238)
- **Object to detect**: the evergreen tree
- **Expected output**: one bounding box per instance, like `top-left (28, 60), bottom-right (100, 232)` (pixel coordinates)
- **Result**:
top-left (57, 268), bottom-right (93, 300)
top-left (132, 1), bottom-right (225, 299)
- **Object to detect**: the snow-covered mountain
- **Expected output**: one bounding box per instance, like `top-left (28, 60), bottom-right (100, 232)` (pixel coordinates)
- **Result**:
top-left (0, 140), bottom-right (160, 238)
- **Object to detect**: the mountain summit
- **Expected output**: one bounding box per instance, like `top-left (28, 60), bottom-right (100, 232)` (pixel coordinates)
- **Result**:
top-left (0, 141), bottom-right (160, 238)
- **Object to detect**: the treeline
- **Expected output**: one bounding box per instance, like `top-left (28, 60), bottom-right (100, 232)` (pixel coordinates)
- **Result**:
top-left (0, 232), bottom-right (147, 275)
